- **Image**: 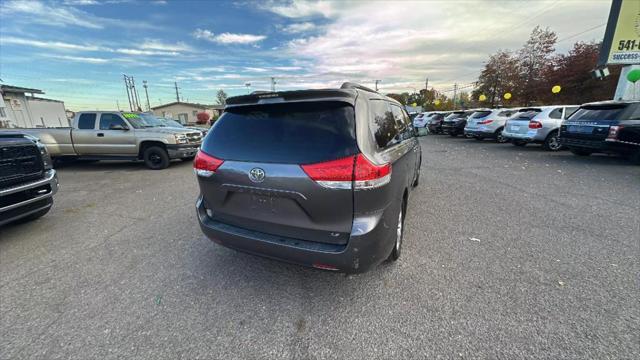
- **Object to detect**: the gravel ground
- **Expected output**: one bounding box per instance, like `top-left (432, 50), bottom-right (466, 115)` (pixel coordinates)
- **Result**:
top-left (1, 135), bottom-right (638, 359)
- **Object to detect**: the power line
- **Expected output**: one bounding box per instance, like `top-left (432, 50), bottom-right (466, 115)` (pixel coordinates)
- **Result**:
top-left (557, 23), bottom-right (606, 43)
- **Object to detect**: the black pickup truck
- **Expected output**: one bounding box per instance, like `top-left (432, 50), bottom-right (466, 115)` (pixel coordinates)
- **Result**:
top-left (0, 133), bottom-right (58, 226)
top-left (559, 101), bottom-right (640, 164)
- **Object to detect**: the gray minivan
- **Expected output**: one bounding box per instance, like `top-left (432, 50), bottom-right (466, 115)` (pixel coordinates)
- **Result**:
top-left (194, 83), bottom-right (421, 273)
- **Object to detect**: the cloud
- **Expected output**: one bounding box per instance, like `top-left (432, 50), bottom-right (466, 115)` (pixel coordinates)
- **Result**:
top-left (280, 0), bottom-right (610, 92)
top-left (0, 36), bottom-right (102, 51)
top-left (260, 0), bottom-right (335, 18)
top-left (45, 55), bottom-right (109, 64)
top-left (2, 36), bottom-right (187, 58)
top-left (192, 29), bottom-right (267, 44)
top-left (1, 0), bottom-right (103, 28)
top-left (281, 22), bottom-right (316, 33)
top-left (139, 39), bottom-right (193, 52)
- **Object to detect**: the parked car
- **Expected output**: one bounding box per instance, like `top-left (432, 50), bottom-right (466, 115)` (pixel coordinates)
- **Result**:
top-left (502, 105), bottom-right (579, 151)
top-left (559, 100), bottom-right (640, 164)
top-left (0, 133), bottom-right (58, 226)
top-left (194, 82), bottom-right (421, 273)
top-left (426, 112), bottom-right (448, 134)
top-left (161, 118), bottom-right (208, 136)
top-left (441, 110), bottom-right (474, 136)
top-left (413, 112), bottom-right (433, 128)
top-left (16, 111), bottom-right (203, 169)
top-left (464, 108), bottom-right (519, 142)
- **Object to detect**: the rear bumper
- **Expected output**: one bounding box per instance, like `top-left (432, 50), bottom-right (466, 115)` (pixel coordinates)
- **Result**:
top-left (502, 129), bottom-right (546, 142)
top-left (0, 170), bottom-right (58, 226)
top-left (559, 137), bottom-right (636, 153)
top-left (464, 128), bottom-right (497, 138)
top-left (196, 196), bottom-right (394, 273)
top-left (167, 144), bottom-right (200, 159)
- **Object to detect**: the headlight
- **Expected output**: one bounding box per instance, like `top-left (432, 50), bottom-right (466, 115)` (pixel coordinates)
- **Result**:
top-left (175, 135), bottom-right (188, 144)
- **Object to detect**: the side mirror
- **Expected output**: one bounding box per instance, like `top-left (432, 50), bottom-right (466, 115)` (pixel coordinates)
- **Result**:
top-left (110, 124), bottom-right (128, 130)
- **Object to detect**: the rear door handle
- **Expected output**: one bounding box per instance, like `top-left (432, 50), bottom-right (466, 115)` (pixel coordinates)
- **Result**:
top-left (97, 133), bottom-right (104, 137)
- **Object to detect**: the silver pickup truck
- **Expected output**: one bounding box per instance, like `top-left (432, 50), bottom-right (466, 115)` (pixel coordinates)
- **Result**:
top-left (13, 111), bottom-right (203, 169)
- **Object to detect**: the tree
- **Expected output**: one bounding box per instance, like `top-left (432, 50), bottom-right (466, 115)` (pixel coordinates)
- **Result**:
top-left (196, 112), bottom-right (211, 125)
top-left (517, 26), bottom-right (557, 105)
top-left (472, 50), bottom-right (519, 107)
top-left (539, 41), bottom-right (620, 105)
top-left (216, 89), bottom-right (228, 105)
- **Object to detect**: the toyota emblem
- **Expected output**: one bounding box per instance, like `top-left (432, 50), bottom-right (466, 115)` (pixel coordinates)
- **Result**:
top-left (249, 168), bottom-right (265, 183)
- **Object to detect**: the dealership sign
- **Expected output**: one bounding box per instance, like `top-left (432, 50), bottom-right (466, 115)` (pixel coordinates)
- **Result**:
top-left (599, 0), bottom-right (640, 65)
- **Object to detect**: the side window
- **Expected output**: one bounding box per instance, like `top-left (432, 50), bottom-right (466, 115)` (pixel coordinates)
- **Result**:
top-left (392, 105), bottom-right (414, 140)
top-left (99, 113), bottom-right (127, 130)
top-left (370, 100), bottom-right (398, 149)
top-left (77, 113), bottom-right (97, 129)
top-left (564, 107), bottom-right (579, 119)
top-left (549, 108), bottom-right (563, 119)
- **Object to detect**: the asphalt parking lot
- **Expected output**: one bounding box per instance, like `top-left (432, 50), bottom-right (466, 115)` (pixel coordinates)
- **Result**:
top-left (1, 135), bottom-right (638, 359)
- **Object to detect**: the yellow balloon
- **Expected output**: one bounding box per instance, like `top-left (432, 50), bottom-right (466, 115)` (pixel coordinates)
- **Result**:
top-left (504, 92), bottom-right (512, 100)
top-left (479, 94), bottom-right (487, 101)
top-left (552, 85), bottom-right (561, 94)
top-left (434, 99), bottom-right (441, 106)
top-left (411, 102), bottom-right (417, 107)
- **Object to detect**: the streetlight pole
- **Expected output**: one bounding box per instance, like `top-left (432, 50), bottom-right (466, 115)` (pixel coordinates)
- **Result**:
top-left (374, 80), bottom-right (381, 91)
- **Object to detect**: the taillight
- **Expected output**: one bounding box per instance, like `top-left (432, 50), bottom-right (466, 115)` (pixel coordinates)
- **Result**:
top-left (194, 150), bottom-right (224, 177)
top-left (529, 121), bottom-right (543, 129)
top-left (478, 119), bottom-right (494, 125)
top-left (353, 153), bottom-right (391, 189)
top-left (607, 125), bottom-right (623, 140)
top-left (301, 154), bottom-right (391, 190)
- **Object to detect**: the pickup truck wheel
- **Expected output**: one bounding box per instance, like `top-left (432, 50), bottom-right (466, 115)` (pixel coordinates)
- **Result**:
top-left (143, 146), bottom-right (170, 170)
top-left (543, 130), bottom-right (563, 151)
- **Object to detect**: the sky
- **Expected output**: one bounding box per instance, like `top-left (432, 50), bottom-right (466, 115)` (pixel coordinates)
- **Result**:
top-left (0, 0), bottom-right (612, 110)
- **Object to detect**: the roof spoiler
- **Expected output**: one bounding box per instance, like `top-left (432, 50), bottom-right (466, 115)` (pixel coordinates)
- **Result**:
top-left (340, 82), bottom-right (378, 94)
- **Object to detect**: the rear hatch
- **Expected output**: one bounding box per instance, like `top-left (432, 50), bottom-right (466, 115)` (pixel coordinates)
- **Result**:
top-left (506, 108), bottom-right (542, 135)
top-left (465, 110), bottom-right (492, 130)
top-left (197, 101), bottom-right (358, 245)
top-left (560, 103), bottom-right (634, 141)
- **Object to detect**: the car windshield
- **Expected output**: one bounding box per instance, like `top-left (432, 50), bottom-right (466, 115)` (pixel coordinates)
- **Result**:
top-left (138, 113), bottom-right (166, 127)
top-left (567, 104), bottom-right (638, 121)
top-left (471, 111), bottom-right (492, 118)
top-left (120, 112), bottom-right (153, 129)
top-left (161, 119), bottom-right (185, 128)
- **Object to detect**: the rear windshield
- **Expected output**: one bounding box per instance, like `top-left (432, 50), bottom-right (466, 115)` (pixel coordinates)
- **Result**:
top-left (568, 104), bottom-right (638, 121)
top-left (471, 111), bottom-right (491, 118)
top-left (202, 101), bottom-right (357, 164)
top-left (445, 112), bottom-right (466, 120)
top-left (514, 109), bottom-right (541, 120)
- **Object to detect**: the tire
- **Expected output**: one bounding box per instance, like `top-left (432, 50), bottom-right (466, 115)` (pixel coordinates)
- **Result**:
top-left (387, 200), bottom-right (405, 262)
top-left (512, 140), bottom-right (527, 147)
top-left (569, 148), bottom-right (592, 156)
top-left (412, 157), bottom-right (421, 188)
top-left (143, 146), bottom-right (170, 170)
top-left (543, 131), bottom-right (563, 151)
top-left (495, 128), bottom-right (507, 143)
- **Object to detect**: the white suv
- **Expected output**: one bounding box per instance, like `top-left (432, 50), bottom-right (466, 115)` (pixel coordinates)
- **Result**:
top-left (464, 108), bottom-right (519, 142)
top-left (502, 106), bottom-right (579, 151)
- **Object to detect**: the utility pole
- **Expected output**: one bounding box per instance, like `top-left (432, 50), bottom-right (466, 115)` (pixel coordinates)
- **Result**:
top-left (123, 75), bottom-right (133, 111)
top-left (452, 83), bottom-right (458, 110)
top-left (374, 80), bottom-right (381, 91)
top-left (270, 77), bottom-right (276, 92)
top-left (143, 80), bottom-right (150, 111)
top-left (425, 77), bottom-right (429, 91)
top-left (131, 77), bottom-right (142, 111)
top-left (116, 100), bottom-right (121, 111)
top-left (245, 82), bottom-right (251, 94)
top-left (174, 81), bottom-right (180, 102)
